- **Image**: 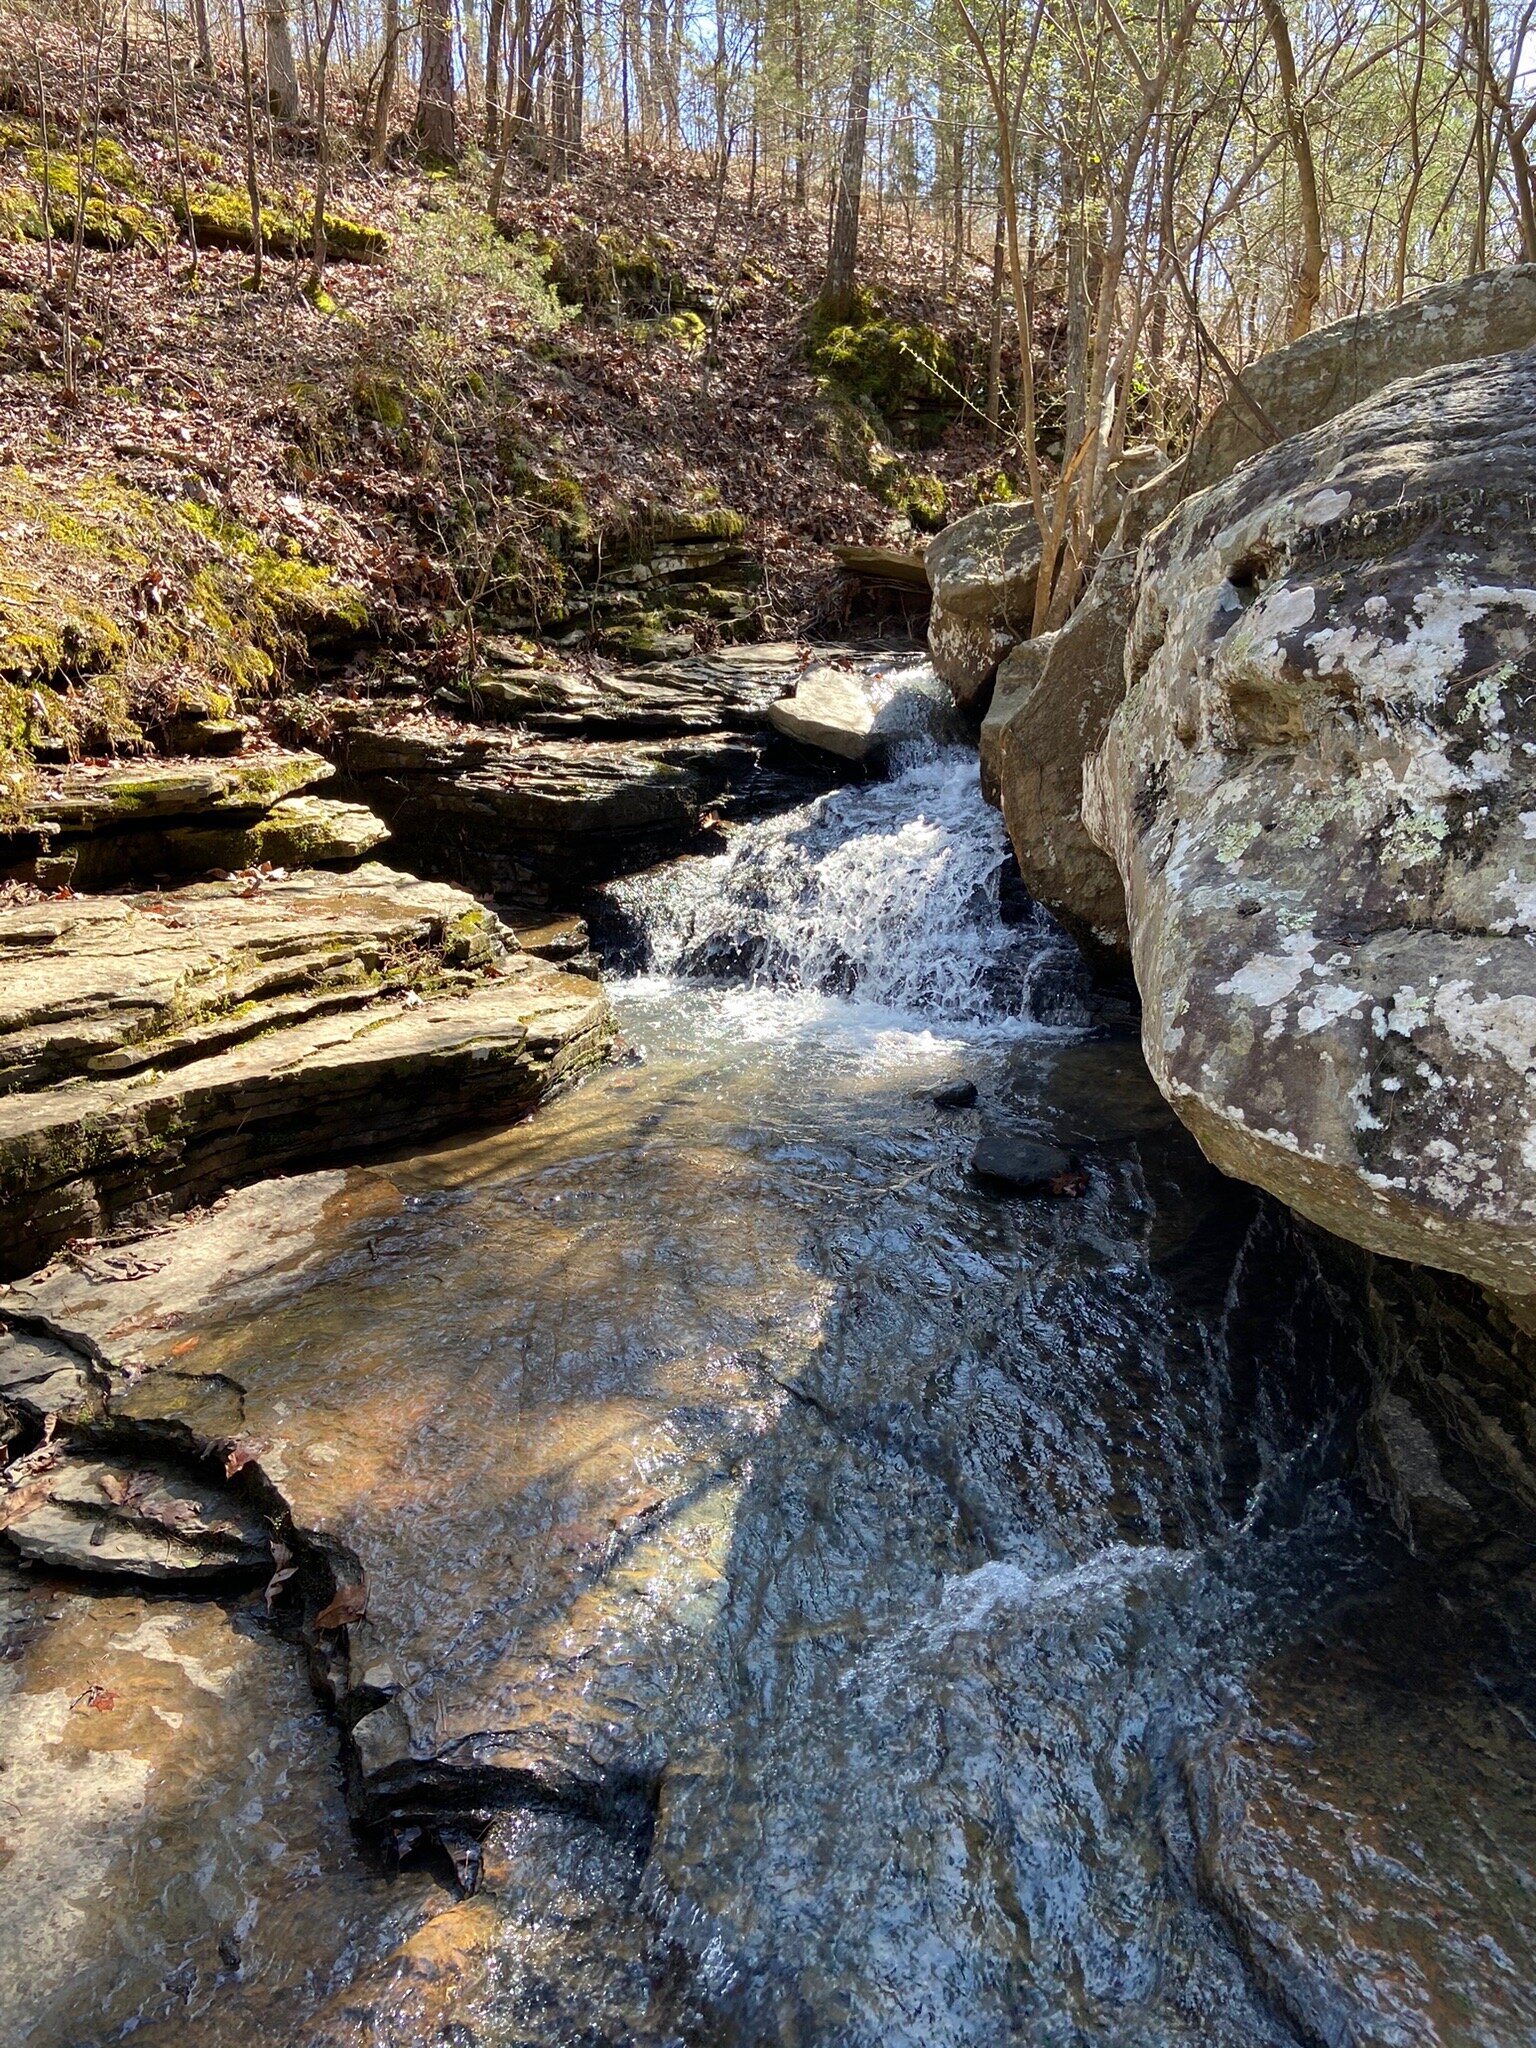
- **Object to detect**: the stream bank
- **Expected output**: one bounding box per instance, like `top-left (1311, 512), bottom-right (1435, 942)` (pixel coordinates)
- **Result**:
top-left (2, 687), bottom-right (1534, 2046)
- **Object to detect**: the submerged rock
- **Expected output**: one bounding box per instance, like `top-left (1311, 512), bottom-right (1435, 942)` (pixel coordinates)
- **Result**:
top-left (933, 1079), bottom-right (977, 1109)
top-left (1083, 345), bottom-right (1536, 1295)
top-left (970, 1132), bottom-right (1079, 1195)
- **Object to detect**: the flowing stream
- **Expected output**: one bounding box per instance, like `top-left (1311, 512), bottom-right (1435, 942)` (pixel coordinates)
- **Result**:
top-left (5, 665), bottom-right (1536, 2047)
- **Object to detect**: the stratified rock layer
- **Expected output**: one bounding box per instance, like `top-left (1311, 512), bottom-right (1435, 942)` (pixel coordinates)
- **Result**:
top-left (325, 644), bottom-right (837, 904)
top-left (0, 864), bottom-right (612, 1274)
top-left (1083, 344), bottom-right (1536, 1293)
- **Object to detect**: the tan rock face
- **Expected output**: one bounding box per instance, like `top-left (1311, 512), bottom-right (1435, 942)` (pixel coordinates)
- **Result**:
top-left (1000, 267), bottom-right (1536, 963)
top-left (1083, 345), bottom-right (1536, 1292)
top-left (0, 864), bottom-right (613, 1275)
top-left (923, 502), bottom-right (1041, 708)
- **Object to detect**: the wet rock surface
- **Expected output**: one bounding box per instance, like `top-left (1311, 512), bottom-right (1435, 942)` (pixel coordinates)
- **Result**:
top-left (1083, 344), bottom-right (1536, 1294)
top-left (2, 982), bottom-right (1530, 2046)
top-left (1182, 1562), bottom-right (1536, 2048)
top-left (0, 863), bottom-right (612, 1275)
top-left (969, 1132), bottom-right (1078, 1194)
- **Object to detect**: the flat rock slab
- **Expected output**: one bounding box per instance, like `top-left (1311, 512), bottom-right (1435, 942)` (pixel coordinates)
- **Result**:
top-left (831, 545), bottom-right (930, 591)
top-left (0, 1112), bottom-right (801, 1831)
top-left (768, 666), bottom-right (880, 760)
top-left (970, 1133), bottom-right (1080, 1195)
top-left (451, 647), bottom-right (800, 739)
top-left (0, 863), bottom-right (612, 1274)
top-left (25, 751), bottom-right (333, 836)
top-left (2, 1451), bottom-right (271, 1580)
top-left (335, 721), bottom-right (774, 898)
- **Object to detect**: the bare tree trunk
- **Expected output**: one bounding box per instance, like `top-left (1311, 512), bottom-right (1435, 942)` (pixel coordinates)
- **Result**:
top-left (986, 195), bottom-right (1005, 438)
top-left (308, 0), bottom-right (340, 293)
top-left (235, 0), bottom-right (264, 287)
top-left (1260, 0), bottom-right (1323, 337)
top-left (416, 0), bottom-right (459, 162)
top-left (572, 0), bottom-right (586, 151)
top-left (790, 0), bottom-right (806, 204)
top-left (188, 0), bottom-right (215, 75)
top-left (263, 0), bottom-right (301, 120)
top-left (818, 0), bottom-right (872, 322)
top-left (370, 0), bottom-right (399, 167)
top-left (485, 0), bottom-right (507, 145)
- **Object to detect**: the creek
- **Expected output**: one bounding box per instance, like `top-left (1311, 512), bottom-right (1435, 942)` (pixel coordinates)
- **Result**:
top-left (4, 662), bottom-right (1536, 2047)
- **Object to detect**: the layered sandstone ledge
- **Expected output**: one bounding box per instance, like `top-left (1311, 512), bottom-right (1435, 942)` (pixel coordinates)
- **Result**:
top-left (0, 863), bottom-right (613, 1277)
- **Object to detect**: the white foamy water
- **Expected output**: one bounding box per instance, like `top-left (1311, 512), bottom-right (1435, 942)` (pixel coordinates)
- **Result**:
top-left (608, 668), bottom-right (1088, 1036)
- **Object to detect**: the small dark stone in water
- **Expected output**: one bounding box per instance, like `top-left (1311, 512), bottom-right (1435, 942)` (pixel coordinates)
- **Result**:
top-left (933, 1080), bottom-right (978, 1110)
top-left (970, 1134), bottom-right (1083, 1196)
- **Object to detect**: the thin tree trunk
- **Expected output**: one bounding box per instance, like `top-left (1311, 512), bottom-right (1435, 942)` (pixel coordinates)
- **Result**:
top-left (1260, 0), bottom-right (1323, 337)
top-left (818, 0), bottom-right (873, 322)
top-left (263, 0), bottom-right (301, 120)
top-left (370, 0), bottom-right (399, 167)
top-left (308, 0), bottom-right (340, 292)
top-left (235, 0), bottom-right (264, 288)
top-left (416, 0), bottom-right (459, 162)
top-left (189, 0), bottom-right (215, 75)
top-left (790, 0), bottom-right (806, 205)
top-left (485, 0), bottom-right (507, 145)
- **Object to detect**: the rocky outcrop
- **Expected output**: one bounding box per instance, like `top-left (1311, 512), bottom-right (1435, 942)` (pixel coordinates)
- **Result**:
top-left (323, 643), bottom-right (844, 904)
top-left (1, 750), bottom-right (391, 891)
top-left (924, 502), bottom-right (1041, 708)
top-left (1082, 344), bottom-right (1536, 1295)
top-left (1174, 261), bottom-right (1536, 509)
top-left (0, 864), bottom-right (612, 1275)
top-left (997, 267), bottom-right (1536, 963)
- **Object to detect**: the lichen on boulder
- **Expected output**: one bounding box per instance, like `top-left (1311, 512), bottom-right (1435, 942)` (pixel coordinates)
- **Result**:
top-left (1082, 343), bottom-right (1536, 1296)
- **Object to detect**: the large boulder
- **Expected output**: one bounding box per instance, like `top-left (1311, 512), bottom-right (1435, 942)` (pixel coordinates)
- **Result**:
top-left (924, 501), bottom-right (1041, 709)
top-left (1082, 344), bottom-right (1536, 1295)
top-left (999, 266), bottom-right (1536, 964)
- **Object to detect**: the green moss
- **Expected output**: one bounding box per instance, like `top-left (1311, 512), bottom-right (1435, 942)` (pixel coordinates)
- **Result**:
top-left (806, 293), bottom-right (964, 447)
top-left (173, 185), bottom-right (388, 262)
top-left (545, 226), bottom-right (709, 321)
top-left (350, 367), bottom-right (408, 428)
top-left (0, 467), bottom-right (366, 794)
top-left (889, 469), bottom-right (947, 532)
top-left (644, 309), bottom-right (707, 352)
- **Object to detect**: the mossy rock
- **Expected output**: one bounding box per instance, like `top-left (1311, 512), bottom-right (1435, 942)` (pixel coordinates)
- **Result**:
top-left (173, 186), bottom-right (388, 262)
top-left (0, 467), bottom-right (366, 810)
top-left (545, 226), bottom-right (708, 320)
top-left (888, 469), bottom-right (947, 532)
top-left (643, 310), bottom-right (707, 352)
top-left (807, 294), bottom-right (964, 447)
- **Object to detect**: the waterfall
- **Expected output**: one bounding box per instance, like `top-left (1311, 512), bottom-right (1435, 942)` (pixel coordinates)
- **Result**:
top-left (605, 670), bottom-right (1089, 1033)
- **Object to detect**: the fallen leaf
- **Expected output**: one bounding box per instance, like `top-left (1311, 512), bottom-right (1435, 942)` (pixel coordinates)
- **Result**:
top-left (223, 1436), bottom-right (264, 1478)
top-left (1050, 1168), bottom-right (1090, 1199)
top-left (265, 1539), bottom-right (298, 1611)
top-left (314, 1579), bottom-right (368, 1629)
top-left (71, 1683), bottom-right (116, 1712)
